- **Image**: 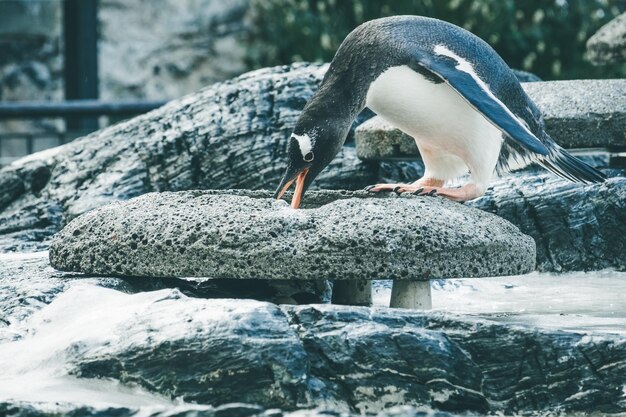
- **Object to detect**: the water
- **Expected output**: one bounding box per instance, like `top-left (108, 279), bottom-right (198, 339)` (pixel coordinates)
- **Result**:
top-left (373, 270), bottom-right (626, 335)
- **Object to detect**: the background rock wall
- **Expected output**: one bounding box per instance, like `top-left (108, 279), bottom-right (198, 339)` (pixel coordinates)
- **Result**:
top-left (98, 0), bottom-right (251, 100)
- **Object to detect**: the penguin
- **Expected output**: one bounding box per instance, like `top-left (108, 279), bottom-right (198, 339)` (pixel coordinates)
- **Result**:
top-left (275, 16), bottom-right (605, 208)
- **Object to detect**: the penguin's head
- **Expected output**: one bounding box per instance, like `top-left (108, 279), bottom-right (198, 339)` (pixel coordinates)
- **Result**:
top-left (274, 120), bottom-right (346, 208)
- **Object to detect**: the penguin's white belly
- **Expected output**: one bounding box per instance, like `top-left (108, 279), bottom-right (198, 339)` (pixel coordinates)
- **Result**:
top-left (365, 65), bottom-right (503, 183)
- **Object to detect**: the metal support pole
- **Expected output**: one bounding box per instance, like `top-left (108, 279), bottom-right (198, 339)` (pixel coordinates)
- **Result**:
top-left (63, 0), bottom-right (99, 133)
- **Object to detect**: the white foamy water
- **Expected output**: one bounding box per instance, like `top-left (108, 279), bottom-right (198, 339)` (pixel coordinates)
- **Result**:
top-left (374, 270), bottom-right (626, 334)
top-left (0, 285), bottom-right (180, 408)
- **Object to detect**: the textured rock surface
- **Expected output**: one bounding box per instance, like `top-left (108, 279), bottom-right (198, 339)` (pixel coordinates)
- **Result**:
top-left (355, 117), bottom-right (419, 161)
top-left (525, 80), bottom-right (626, 149)
top-left (1, 283), bottom-right (625, 415)
top-left (469, 174), bottom-right (626, 272)
top-left (2, 64), bottom-right (624, 274)
top-left (0, 64), bottom-right (377, 252)
top-left (355, 79), bottom-right (626, 160)
top-left (586, 12), bottom-right (626, 64)
top-left (49, 190), bottom-right (535, 280)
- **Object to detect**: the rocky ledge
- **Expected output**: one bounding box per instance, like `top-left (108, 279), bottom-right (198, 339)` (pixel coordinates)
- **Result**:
top-left (355, 79), bottom-right (626, 160)
top-left (1, 283), bottom-right (625, 416)
top-left (2, 62), bottom-right (624, 274)
top-left (469, 173), bottom-right (626, 272)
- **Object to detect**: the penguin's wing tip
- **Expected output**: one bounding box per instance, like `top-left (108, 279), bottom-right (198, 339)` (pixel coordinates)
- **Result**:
top-left (412, 48), bottom-right (549, 156)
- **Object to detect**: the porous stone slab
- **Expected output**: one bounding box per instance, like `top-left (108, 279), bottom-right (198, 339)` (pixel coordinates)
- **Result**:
top-left (49, 190), bottom-right (535, 281)
top-left (586, 12), bottom-right (626, 64)
top-left (355, 79), bottom-right (626, 160)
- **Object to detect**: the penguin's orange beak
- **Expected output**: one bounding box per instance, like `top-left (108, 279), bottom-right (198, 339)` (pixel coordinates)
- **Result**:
top-left (275, 168), bottom-right (309, 209)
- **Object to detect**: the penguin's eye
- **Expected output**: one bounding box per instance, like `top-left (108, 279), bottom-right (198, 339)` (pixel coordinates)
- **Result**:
top-left (303, 151), bottom-right (314, 162)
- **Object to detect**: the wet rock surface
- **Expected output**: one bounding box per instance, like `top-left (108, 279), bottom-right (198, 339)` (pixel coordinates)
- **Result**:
top-left (586, 12), bottom-right (626, 64)
top-left (469, 174), bottom-right (626, 272)
top-left (1, 278), bottom-right (624, 416)
top-left (49, 190), bottom-right (535, 280)
top-left (355, 79), bottom-right (626, 160)
top-left (0, 63), bottom-right (377, 252)
top-left (0, 253), bottom-right (328, 344)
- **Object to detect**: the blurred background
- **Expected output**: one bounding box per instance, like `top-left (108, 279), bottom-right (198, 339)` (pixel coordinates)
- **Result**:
top-left (0, 0), bottom-right (624, 167)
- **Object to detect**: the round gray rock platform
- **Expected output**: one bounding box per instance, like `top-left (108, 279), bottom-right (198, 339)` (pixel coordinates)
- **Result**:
top-left (355, 79), bottom-right (626, 160)
top-left (50, 190), bottom-right (535, 309)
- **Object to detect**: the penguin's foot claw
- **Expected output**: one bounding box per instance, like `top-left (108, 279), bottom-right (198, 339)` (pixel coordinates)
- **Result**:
top-left (366, 182), bottom-right (483, 202)
top-left (412, 188), bottom-right (436, 197)
top-left (363, 183), bottom-right (406, 193)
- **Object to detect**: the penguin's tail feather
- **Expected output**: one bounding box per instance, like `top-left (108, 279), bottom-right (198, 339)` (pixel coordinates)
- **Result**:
top-left (536, 145), bottom-right (606, 184)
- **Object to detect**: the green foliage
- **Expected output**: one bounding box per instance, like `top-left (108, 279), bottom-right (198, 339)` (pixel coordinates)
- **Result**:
top-left (246, 0), bottom-right (626, 80)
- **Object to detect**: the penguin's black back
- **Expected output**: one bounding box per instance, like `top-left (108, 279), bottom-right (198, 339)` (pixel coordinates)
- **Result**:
top-left (322, 16), bottom-right (533, 124)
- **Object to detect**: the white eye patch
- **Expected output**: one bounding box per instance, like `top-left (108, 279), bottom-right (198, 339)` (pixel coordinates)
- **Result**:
top-left (292, 133), bottom-right (314, 160)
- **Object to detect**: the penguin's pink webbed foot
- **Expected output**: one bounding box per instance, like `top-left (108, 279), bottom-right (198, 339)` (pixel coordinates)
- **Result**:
top-left (412, 184), bottom-right (482, 202)
top-left (366, 182), bottom-right (482, 202)
top-left (364, 178), bottom-right (444, 194)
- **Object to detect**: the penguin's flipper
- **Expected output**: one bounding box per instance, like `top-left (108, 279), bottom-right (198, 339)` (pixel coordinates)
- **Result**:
top-left (409, 47), bottom-right (549, 156)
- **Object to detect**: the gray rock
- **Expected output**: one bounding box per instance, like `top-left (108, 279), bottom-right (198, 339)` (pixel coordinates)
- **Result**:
top-left (49, 190), bottom-right (535, 280)
top-left (469, 174), bottom-right (626, 272)
top-left (355, 116), bottom-right (419, 161)
top-left (586, 12), bottom-right (626, 64)
top-left (289, 304), bottom-right (626, 415)
top-left (0, 402), bottom-right (459, 417)
top-left (524, 80), bottom-right (626, 149)
top-left (348, 163), bottom-right (626, 273)
top-left (2, 285), bottom-right (625, 415)
top-left (0, 64), bottom-right (377, 252)
top-left (355, 79), bottom-right (626, 160)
